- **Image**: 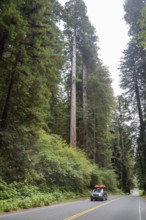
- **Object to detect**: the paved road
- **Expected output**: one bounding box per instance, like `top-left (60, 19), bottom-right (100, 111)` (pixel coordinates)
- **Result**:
top-left (0, 192), bottom-right (146, 220)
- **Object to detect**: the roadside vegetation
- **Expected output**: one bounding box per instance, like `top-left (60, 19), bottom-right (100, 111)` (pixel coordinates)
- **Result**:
top-left (139, 189), bottom-right (146, 196)
top-left (0, 132), bottom-right (119, 212)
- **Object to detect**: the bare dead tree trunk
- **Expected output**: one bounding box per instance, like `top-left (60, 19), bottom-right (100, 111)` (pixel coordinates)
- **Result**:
top-left (83, 62), bottom-right (88, 151)
top-left (70, 30), bottom-right (76, 147)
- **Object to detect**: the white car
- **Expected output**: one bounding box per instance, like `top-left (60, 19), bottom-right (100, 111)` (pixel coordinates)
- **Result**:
top-left (90, 185), bottom-right (108, 201)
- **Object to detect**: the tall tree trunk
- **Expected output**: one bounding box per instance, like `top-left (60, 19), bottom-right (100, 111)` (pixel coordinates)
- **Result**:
top-left (118, 98), bottom-right (125, 191)
top-left (133, 67), bottom-right (145, 142)
top-left (70, 30), bottom-right (76, 147)
top-left (134, 65), bottom-right (146, 191)
top-left (0, 55), bottom-right (18, 129)
top-left (119, 126), bottom-right (125, 191)
top-left (0, 30), bottom-right (8, 59)
top-left (133, 66), bottom-right (146, 169)
top-left (93, 109), bottom-right (96, 163)
top-left (82, 62), bottom-right (88, 151)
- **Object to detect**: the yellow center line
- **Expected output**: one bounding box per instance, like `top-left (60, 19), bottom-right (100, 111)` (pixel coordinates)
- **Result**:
top-left (64, 197), bottom-right (123, 220)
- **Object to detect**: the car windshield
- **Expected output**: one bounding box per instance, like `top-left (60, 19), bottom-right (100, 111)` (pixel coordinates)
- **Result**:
top-left (93, 188), bottom-right (102, 192)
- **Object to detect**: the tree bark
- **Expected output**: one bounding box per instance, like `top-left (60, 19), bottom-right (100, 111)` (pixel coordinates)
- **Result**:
top-left (93, 109), bottom-right (96, 163)
top-left (133, 65), bottom-right (146, 190)
top-left (133, 66), bottom-right (145, 143)
top-left (0, 55), bottom-right (19, 129)
top-left (0, 30), bottom-right (8, 59)
top-left (118, 98), bottom-right (125, 191)
top-left (82, 62), bottom-right (88, 151)
top-left (70, 30), bottom-right (76, 147)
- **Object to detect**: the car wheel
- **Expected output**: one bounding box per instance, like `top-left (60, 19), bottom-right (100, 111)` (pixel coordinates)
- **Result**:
top-left (102, 196), bottom-right (106, 201)
top-left (91, 198), bottom-right (93, 201)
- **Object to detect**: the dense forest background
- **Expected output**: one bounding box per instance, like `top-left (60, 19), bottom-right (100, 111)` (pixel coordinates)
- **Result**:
top-left (0, 0), bottom-right (146, 211)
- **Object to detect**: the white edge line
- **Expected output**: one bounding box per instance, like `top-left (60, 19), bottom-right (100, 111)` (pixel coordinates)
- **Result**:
top-left (139, 198), bottom-right (142, 220)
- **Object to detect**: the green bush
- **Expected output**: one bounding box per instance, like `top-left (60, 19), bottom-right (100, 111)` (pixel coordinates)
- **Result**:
top-left (139, 189), bottom-right (145, 196)
top-left (89, 165), bottom-right (102, 188)
top-left (12, 183), bottom-right (39, 197)
top-left (0, 189), bottom-right (86, 212)
top-left (0, 179), bottom-right (18, 200)
top-left (18, 198), bottom-right (33, 209)
top-left (0, 199), bottom-right (19, 212)
top-left (0, 180), bottom-right (41, 200)
top-left (32, 131), bottom-right (94, 192)
top-left (0, 131), bottom-right (120, 212)
top-left (100, 169), bottom-right (118, 192)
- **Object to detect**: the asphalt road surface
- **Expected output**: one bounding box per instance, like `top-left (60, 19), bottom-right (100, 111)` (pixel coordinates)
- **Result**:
top-left (0, 189), bottom-right (146, 220)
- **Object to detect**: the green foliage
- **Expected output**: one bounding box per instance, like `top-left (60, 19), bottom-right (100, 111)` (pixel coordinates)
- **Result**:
top-left (123, 0), bottom-right (146, 192)
top-left (0, 130), bottom-right (120, 212)
top-left (124, 0), bottom-right (145, 36)
top-left (99, 169), bottom-right (118, 192)
top-left (139, 189), bottom-right (146, 196)
top-left (0, 0), bottom-right (64, 181)
top-left (0, 179), bottom-right (18, 200)
top-left (137, 7), bottom-right (146, 47)
top-left (31, 130), bottom-right (94, 192)
top-left (0, 179), bottom-right (39, 200)
top-left (111, 97), bottom-right (135, 193)
top-left (0, 167), bottom-right (119, 212)
top-left (0, 0), bottom-right (123, 211)
top-left (87, 65), bottom-right (114, 167)
top-left (0, 180), bottom-right (87, 212)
